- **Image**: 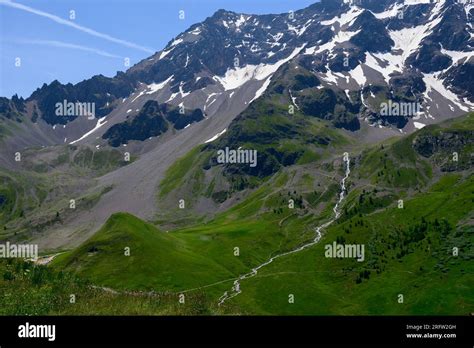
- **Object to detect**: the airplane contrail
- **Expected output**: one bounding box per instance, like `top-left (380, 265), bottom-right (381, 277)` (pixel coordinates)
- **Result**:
top-left (0, 0), bottom-right (156, 54)
top-left (15, 39), bottom-right (124, 58)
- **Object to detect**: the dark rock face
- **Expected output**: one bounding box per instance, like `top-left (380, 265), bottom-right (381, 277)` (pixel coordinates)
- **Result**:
top-left (354, 0), bottom-right (397, 13)
top-left (426, 2), bottom-right (471, 51)
top-left (0, 95), bottom-right (25, 121)
top-left (1, 0), bottom-right (473, 140)
top-left (223, 150), bottom-right (282, 180)
top-left (333, 110), bottom-right (361, 131)
top-left (298, 88), bottom-right (360, 130)
top-left (386, 4), bottom-right (433, 30)
top-left (102, 100), bottom-right (168, 147)
top-left (390, 73), bottom-right (427, 98)
top-left (164, 107), bottom-right (204, 130)
top-left (28, 75), bottom-right (136, 125)
top-left (405, 2), bottom-right (471, 73)
top-left (380, 115), bottom-right (410, 129)
top-left (413, 130), bottom-right (474, 158)
top-left (300, 89), bottom-right (339, 120)
top-left (349, 11), bottom-right (394, 53)
top-left (412, 128), bottom-right (474, 172)
top-left (406, 43), bottom-right (452, 73)
top-left (102, 100), bottom-right (204, 147)
top-left (291, 74), bottom-right (320, 91)
top-left (442, 61), bottom-right (474, 102)
top-left (328, 47), bottom-right (366, 72)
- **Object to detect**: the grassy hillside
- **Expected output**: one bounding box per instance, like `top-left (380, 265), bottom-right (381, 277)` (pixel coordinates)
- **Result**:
top-left (53, 213), bottom-right (235, 292)
top-left (47, 114), bottom-right (474, 315)
top-left (155, 92), bottom-right (351, 226)
top-left (4, 108), bottom-right (472, 315)
top-left (224, 173), bottom-right (474, 315)
top-left (218, 114), bottom-right (474, 314)
top-left (0, 258), bottom-right (211, 315)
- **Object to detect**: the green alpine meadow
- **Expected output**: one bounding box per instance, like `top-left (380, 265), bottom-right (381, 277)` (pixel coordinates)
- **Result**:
top-left (1, 0), bottom-right (473, 319)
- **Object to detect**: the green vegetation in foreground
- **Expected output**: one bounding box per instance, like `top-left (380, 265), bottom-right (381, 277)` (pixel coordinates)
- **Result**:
top-left (51, 170), bottom-right (474, 315)
top-left (10, 114), bottom-right (474, 315)
top-left (53, 213), bottom-right (235, 292)
top-left (53, 201), bottom-right (320, 293)
top-left (0, 259), bottom-right (212, 315)
top-left (8, 169), bottom-right (473, 315)
top-left (228, 173), bottom-right (473, 315)
top-left (52, 172), bottom-right (473, 315)
top-left (49, 114), bottom-right (473, 315)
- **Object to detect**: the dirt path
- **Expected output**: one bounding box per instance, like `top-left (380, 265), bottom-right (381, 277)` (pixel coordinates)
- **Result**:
top-left (33, 252), bottom-right (65, 265)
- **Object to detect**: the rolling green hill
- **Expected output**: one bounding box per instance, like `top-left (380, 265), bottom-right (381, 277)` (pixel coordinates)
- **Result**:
top-left (4, 113), bottom-right (473, 315)
top-left (49, 113), bottom-right (473, 315)
top-left (53, 213), bottom-right (235, 292)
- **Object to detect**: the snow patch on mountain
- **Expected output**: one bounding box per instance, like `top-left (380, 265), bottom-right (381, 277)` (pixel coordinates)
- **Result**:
top-left (404, 0), bottom-right (431, 5)
top-left (428, 0), bottom-right (447, 21)
top-left (131, 90), bottom-right (145, 103)
top-left (390, 25), bottom-right (433, 64)
top-left (373, 3), bottom-right (404, 19)
top-left (305, 29), bottom-right (360, 56)
top-left (423, 73), bottom-right (473, 112)
top-left (170, 38), bottom-right (183, 47)
top-left (166, 92), bottom-right (179, 103)
top-left (204, 128), bottom-right (227, 143)
top-left (235, 15), bottom-right (247, 28)
top-left (320, 69), bottom-right (345, 85)
top-left (69, 117), bottom-right (108, 145)
top-left (179, 82), bottom-right (190, 98)
top-left (189, 27), bottom-right (202, 35)
top-left (321, 6), bottom-right (363, 27)
top-left (204, 92), bottom-right (220, 111)
top-left (440, 48), bottom-right (473, 66)
top-left (289, 89), bottom-right (300, 110)
top-left (365, 52), bottom-right (401, 84)
top-left (348, 64), bottom-right (367, 87)
top-left (215, 45), bottom-right (305, 91)
top-left (413, 121), bottom-right (426, 129)
top-left (249, 76), bottom-right (272, 104)
top-left (159, 48), bottom-right (173, 60)
top-left (146, 75), bottom-right (174, 95)
top-left (288, 19), bottom-right (314, 36)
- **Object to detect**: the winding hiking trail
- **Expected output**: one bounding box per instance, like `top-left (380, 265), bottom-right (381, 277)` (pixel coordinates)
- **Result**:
top-left (218, 153), bottom-right (351, 306)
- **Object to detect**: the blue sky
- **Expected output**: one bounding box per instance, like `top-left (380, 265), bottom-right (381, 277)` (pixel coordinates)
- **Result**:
top-left (0, 0), bottom-right (317, 98)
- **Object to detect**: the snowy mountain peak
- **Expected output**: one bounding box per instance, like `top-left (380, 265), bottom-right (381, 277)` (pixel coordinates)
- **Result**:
top-left (2, 0), bottom-right (472, 148)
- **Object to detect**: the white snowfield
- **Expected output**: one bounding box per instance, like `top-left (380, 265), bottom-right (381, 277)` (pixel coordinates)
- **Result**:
top-left (68, 0), bottom-right (472, 151)
top-left (69, 117), bottom-right (108, 145)
top-left (321, 6), bottom-right (362, 26)
top-left (423, 73), bottom-right (474, 113)
top-left (249, 76), bottom-right (272, 104)
top-left (204, 128), bottom-right (227, 143)
top-left (214, 45), bottom-right (305, 91)
top-left (304, 29), bottom-right (361, 56)
top-left (414, 121), bottom-right (426, 129)
top-left (146, 75), bottom-right (174, 95)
